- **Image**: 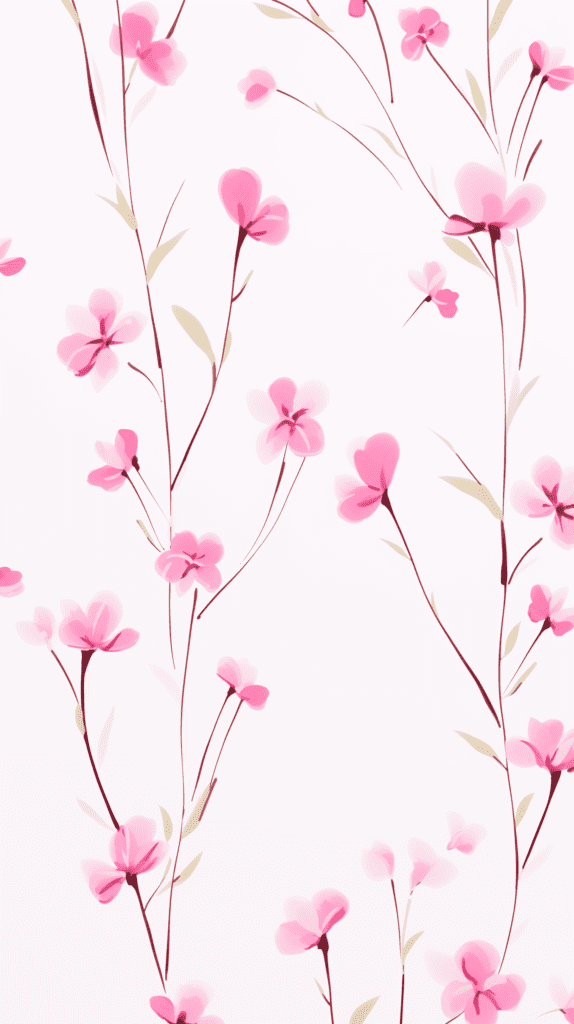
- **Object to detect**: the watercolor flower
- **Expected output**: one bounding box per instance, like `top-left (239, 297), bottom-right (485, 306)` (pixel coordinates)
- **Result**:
top-left (548, 978), bottom-right (574, 1023)
top-left (430, 940), bottom-right (525, 1023)
top-left (446, 813), bottom-right (487, 854)
top-left (528, 585), bottom-right (574, 636)
top-left (335, 433), bottom-right (400, 523)
top-left (150, 985), bottom-right (224, 1024)
top-left (409, 838), bottom-right (458, 891)
top-left (238, 69), bottom-right (276, 108)
top-left (59, 591), bottom-right (139, 653)
top-left (16, 607), bottom-right (56, 648)
top-left (0, 567), bottom-right (24, 598)
top-left (57, 288), bottom-right (147, 391)
top-left (510, 457), bottom-right (574, 550)
top-left (218, 169), bottom-right (289, 245)
top-left (506, 719), bottom-right (574, 773)
top-left (247, 378), bottom-right (328, 464)
top-left (87, 429), bottom-right (139, 492)
top-left (216, 657), bottom-right (269, 709)
top-left (362, 842), bottom-right (395, 880)
top-left (408, 262), bottom-right (459, 318)
top-left (398, 8), bottom-right (450, 61)
top-left (443, 163), bottom-right (545, 246)
top-left (84, 816), bottom-right (168, 904)
top-left (155, 532), bottom-right (224, 595)
top-left (275, 889), bottom-right (349, 954)
top-left (110, 3), bottom-right (187, 86)
top-left (529, 42), bottom-right (574, 91)
top-left (0, 238), bottom-right (25, 276)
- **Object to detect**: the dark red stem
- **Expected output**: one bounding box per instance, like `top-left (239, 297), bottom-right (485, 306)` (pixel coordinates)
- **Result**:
top-left (51, 649), bottom-right (78, 702)
top-left (80, 649), bottom-right (119, 830)
top-left (515, 79), bottom-right (546, 175)
top-left (365, 1), bottom-right (393, 103)
top-left (317, 934), bottom-right (335, 1024)
top-left (522, 771), bottom-right (561, 869)
top-left (191, 691), bottom-right (232, 801)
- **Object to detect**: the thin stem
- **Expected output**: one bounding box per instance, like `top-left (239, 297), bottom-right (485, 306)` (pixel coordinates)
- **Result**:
top-left (507, 77), bottom-right (534, 151)
top-left (156, 180), bottom-right (186, 248)
top-left (516, 230), bottom-right (527, 370)
top-left (504, 622), bottom-right (548, 694)
top-left (168, 584), bottom-right (176, 670)
top-left (127, 361), bottom-right (163, 401)
top-left (490, 235), bottom-right (507, 515)
top-left (137, 469), bottom-right (170, 526)
top-left (124, 473), bottom-right (163, 548)
top-left (486, 0), bottom-right (498, 134)
top-left (242, 446), bottom-right (288, 559)
top-left (317, 935), bottom-right (335, 1024)
top-left (144, 860), bottom-right (171, 911)
top-left (304, 0), bottom-right (320, 15)
top-left (390, 879), bottom-right (402, 956)
top-left (402, 295), bottom-right (430, 328)
top-left (70, 1), bottom-right (112, 172)
top-left (432, 432), bottom-right (482, 484)
top-left (166, 0), bottom-right (186, 37)
top-left (51, 649), bottom-right (78, 702)
top-left (80, 649), bottom-right (119, 830)
top-left (522, 771), bottom-right (561, 870)
top-left (130, 877), bottom-right (166, 989)
top-left (496, 580), bottom-right (520, 970)
top-left (191, 692), bottom-right (232, 801)
top-left (365, 1), bottom-right (393, 103)
top-left (523, 138), bottom-right (542, 181)
top-left (399, 971), bottom-right (405, 1024)
top-left (508, 537), bottom-right (543, 585)
top-left (208, 701), bottom-right (243, 789)
top-left (401, 897), bottom-right (411, 937)
top-left (425, 46), bottom-right (498, 151)
top-left (515, 79), bottom-right (545, 175)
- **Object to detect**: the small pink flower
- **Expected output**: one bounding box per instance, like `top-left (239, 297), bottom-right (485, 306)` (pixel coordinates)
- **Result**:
top-left (247, 378), bottom-right (328, 464)
top-left (362, 842), bottom-right (395, 880)
top-left (529, 41), bottom-right (574, 91)
top-left (435, 940), bottom-right (525, 1023)
top-left (218, 168), bottom-right (289, 245)
top-left (528, 584), bottom-right (574, 636)
top-left (335, 433), bottom-right (400, 523)
top-left (511, 457), bottom-right (574, 550)
top-left (87, 429), bottom-right (139, 492)
top-left (84, 816), bottom-right (167, 904)
top-left (408, 838), bottom-right (458, 891)
top-left (16, 607), bottom-right (56, 648)
top-left (275, 889), bottom-right (349, 954)
top-left (446, 812), bottom-right (487, 855)
top-left (408, 261), bottom-right (459, 318)
top-left (155, 532), bottom-right (224, 596)
top-left (57, 288), bottom-right (147, 391)
top-left (399, 8), bottom-right (450, 61)
top-left (110, 2), bottom-right (186, 86)
top-left (506, 718), bottom-right (574, 773)
top-left (444, 163), bottom-right (545, 246)
top-left (59, 591), bottom-right (139, 652)
top-left (0, 237), bottom-right (25, 276)
top-left (348, 0), bottom-right (366, 17)
top-left (150, 985), bottom-right (224, 1024)
top-left (549, 978), bottom-right (574, 1023)
top-left (0, 567), bottom-right (24, 597)
top-left (238, 68), bottom-right (276, 108)
top-left (216, 657), bottom-right (269, 710)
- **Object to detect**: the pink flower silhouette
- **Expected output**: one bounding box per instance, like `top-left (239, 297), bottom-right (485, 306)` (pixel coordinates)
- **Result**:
top-left (446, 813), bottom-right (487, 854)
top-left (443, 163), bottom-right (545, 246)
top-left (238, 69), bottom-right (276, 108)
top-left (59, 591), bottom-right (139, 652)
top-left (218, 169), bottom-right (289, 246)
top-left (16, 607), bottom-right (56, 648)
top-left (0, 567), bottom-right (24, 598)
top-left (506, 719), bottom-right (574, 773)
top-left (549, 978), bottom-right (574, 1023)
top-left (434, 940), bottom-right (525, 1023)
top-left (275, 889), bottom-right (349, 954)
top-left (57, 288), bottom-right (147, 391)
top-left (529, 42), bottom-right (574, 91)
top-left (528, 585), bottom-right (574, 636)
top-left (247, 378), bottom-right (328, 464)
top-left (348, 0), bottom-right (366, 16)
top-left (510, 457), bottom-right (574, 549)
top-left (409, 838), bottom-right (458, 891)
top-left (0, 237), bottom-right (25, 276)
top-left (399, 8), bottom-right (450, 61)
top-left (216, 657), bottom-right (269, 710)
top-left (155, 532), bottom-right (224, 595)
top-left (150, 985), bottom-right (224, 1024)
top-left (408, 261), bottom-right (459, 318)
top-left (335, 433), bottom-right (400, 523)
top-left (84, 816), bottom-right (167, 904)
top-left (110, 2), bottom-right (186, 86)
top-left (362, 842), bottom-right (395, 880)
top-left (87, 429), bottom-right (139, 492)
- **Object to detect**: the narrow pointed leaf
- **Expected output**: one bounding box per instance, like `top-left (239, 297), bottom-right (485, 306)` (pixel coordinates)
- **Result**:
top-left (149, 664), bottom-right (179, 701)
top-left (432, 430), bottom-right (455, 452)
top-left (222, 330), bottom-right (232, 364)
top-left (502, 244), bottom-right (518, 306)
top-left (494, 48), bottom-right (523, 92)
top-left (255, 3), bottom-right (297, 17)
top-left (443, 236), bottom-right (488, 272)
top-left (506, 662), bottom-right (536, 696)
top-left (430, 593), bottom-right (438, 617)
top-left (172, 306), bottom-right (215, 365)
top-left (146, 230), bottom-right (187, 283)
top-left (401, 931), bottom-right (424, 963)
top-left (315, 103), bottom-right (330, 119)
top-left (160, 806), bottom-right (173, 841)
top-left (136, 519), bottom-right (158, 550)
top-left (349, 997), bottom-right (379, 1024)
top-left (465, 70), bottom-right (487, 123)
top-left (507, 376), bottom-right (539, 431)
top-left (456, 731), bottom-right (497, 759)
top-left (441, 476), bottom-right (503, 520)
top-left (489, 0), bottom-right (514, 40)
top-left (61, 0), bottom-right (80, 27)
top-left (130, 85), bottom-right (157, 125)
top-left (239, 269), bottom-right (253, 294)
top-left (315, 979), bottom-right (328, 1002)
top-left (77, 798), bottom-right (114, 830)
top-left (183, 784), bottom-right (211, 838)
top-left (75, 703), bottom-right (85, 736)
top-left (128, 59), bottom-right (138, 84)
top-left (366, 126), bottom-right (405, 159)
top-left (173, 852), bottom-right (202, 887)
top-left (97, 707), bottom-right (115, 766)
top-left (503, 622), bottom-right (520, 658)
top-left (115, 186), bottom-right (137, 229)
top-left (312, 12), bottom-right (333, 31)
top-left (515, 792), bottom-right (534, 826)
top-left (381, 538), bottom-right (410, 560)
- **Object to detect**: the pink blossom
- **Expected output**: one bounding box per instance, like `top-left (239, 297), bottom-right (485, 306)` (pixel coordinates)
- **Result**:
top-left (216, 656), bottom-right (269, 710)
top-left (87, 429), bottom-right (139, 492)
top-left (59, 591), bottom-right (139, 653)
top-left (528, 584), bottom-right (574, 636)
top-left (510, 457), bottom-right (574, 549)
top-left (362, 842), bottom-right (395, 880)
top-left (398, 8), bottom-right (450, 61)
top-left (57, 288), bottom-right (147, 391)
top-left (432, 940), bottom-right (525, 1023)
top-left (408, 261), bottom-right (459, 318)
top-left (335, 433), bottom-right (400, 523)
top-left (529, 42), bottom-right (574, 91)
top-left (506, 718), bottom-right (574, 773)
top-left (0, 567), bottom-right (24, 598)
top-left (238, 69), bottom-right (276, 108)
top-left (446, 812), bottom-right (487, 855)
top-left (275, 889), bottom-right (349, 954)
top-left (16, 607), bottom-right (56, 648)
top-left (443, 163), bottom-right (545, 246)
top-left (0, 237), bottom-right (25, 276)
top-left (408, 838), bottom-right (458, 891)
top-left (247, 378), bottom-right (328, 464)
top-left (110, 3), bottom-right (186, 86)
top-left (84, 816), bottom-right (167, 904)
top-left (150, 985), bottom-right (224, 1024)
top-left (155, 532), bottom-right (224, 596)
top-left (218, 169), bottom-right (289, 245)
top-left (549, 978), bottom-right (574, 1023)
top-left (348, 0), bottom-right (366, 17)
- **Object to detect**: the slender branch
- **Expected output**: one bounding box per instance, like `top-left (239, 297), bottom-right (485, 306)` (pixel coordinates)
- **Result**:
top-left (168, 584), bottom-right (175, 670)
top-left (490, 234), bottom-right (507, 515)
top-left (156, 180), bottom-right (186, 248)
top-left (166, 0), bottom-right (187, 37)
top-left (129, 876), bottom-right (166, 989)
top-left (486, 0), bottom-right (498, 134)
top-left (127, 361), bottom-right (163, 401)
top-left (208, 701), bottom-right (243, 790)
top-left (402, 295), bottom-right (430, 328)
top-left (390, 879), bottom-right (401, 955)
top-left (51, 649), bottom-right (78, 702)
top-left (80, 649), bottom-right (119, 830)
top-left (365, 1), bottom-right (393, 103)
top-left (521, 771), bottom-right (561, 870)
top-left (508, 537), bottom-right (543, 585)
top-left (523, 138), bottom-right (542, 181)
top-left (515, 79), bottom-right (546, 175)
top-left (124, 472), bottom-right (163, 548)
top-left (242, 446), bottom-right (288, 559)
top-left (191, 691), bottom-right (232, 801)
top-left (431, 431), bottom-right (482, 484)
top-left (503, 621), bottom-right (548, 694)
top-left (317, 935), bottom-right (335, 1024)
top-left (516, 230), bottom-right (528, 370)
top-left (70, 1), bottom-right (112, 172)
top-left (425, 46), bottom-right (497, 150)
top-left (507, 77), bottom-right (534, 151)
top-left (144, 861), bottom-right (171, 911)
top-left (137, 469), bottom-right (170, 526)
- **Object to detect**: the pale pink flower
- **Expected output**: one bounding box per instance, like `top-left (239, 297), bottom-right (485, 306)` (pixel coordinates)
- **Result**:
top-left (529, 42), bottom-right (574, 91)
top-left (275, 889), bottom-right (349, 954)
top-left (238, 69), bottom-right (276, 108)
top-left (444, 163), bottom-right (545, 246)
top-left (335, 433), bottom-right (400, 523)
top-left (362, 842), bottom-right (395, 880)
top-left (0, 237), bottom-right (25, 276)
top-left (408, 261), bottom-right (459, 318)
top-left (218, 169), bottom-right (289, 245)
top-left (549, 978), bottom-right (574, 1023)
top-left (528, 584), bottom-right (574, 636)
top-left (216, 656), bottom-right (269, 710)
top-left (150, 985), bottom-right (224, 1024)
top-left (429, 940), bottom-right (525, 1023)
top-left (511, 457), bottom-right (574, 550)
top-left (247, 378), bottom-right (328, 464)
top-left (59, 591), bottom-right (139, 652)
top-left (87, 429), bottom-right (139, 492)
top-left (16, 607), bottom-right (56, 648)
top-left (57, 288), bottom-right (147, 391)
top-left (348, 0), bottom-right (366, 17)
top-left (506, 718), bottom-right (574, 773)
top-left (155, 531), bottom-right (224, 595)
top-left (408, 838), bottom-right (458, 891)
top-left (84, 816), bottom-right (167, 904)
top-left (446, 812), bottom-right (487, 855)
top-left (110, 2), bottom-right (186, 86)
top-left (399, 8), bottom-right (450, 61)
top-left (0, 567), bottom-right (24, 598)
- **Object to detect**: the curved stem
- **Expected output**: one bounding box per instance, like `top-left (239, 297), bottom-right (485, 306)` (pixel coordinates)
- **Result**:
top-left (166, 0), bottom-right (187, 37)
top-left (137, 469), bottom-right (170, 526)
top-left (51, 649), bottom-right (78, 702)
top-left (191, 691), bottom-right (231, 801)
top-left (130, 876), bottom-right (166, 989)
top-left (402, 295), bottom-right (430, 328)
top-left (515, 80), bottom-right (545, 175)
top-left (516, 230), bottom-right (527, 370)
top-left (168, 584), bottom-right (176, 670)
top-left (523, 138), bottom-right (542, 181)
top-left (508, 537), bottom-right (542, 585)
top-left (127, 361), bottom-right (163, 401)
top-left (156, 180), bottom-right (185, 248)
top-left (507, 77), bottom-right (534, 151)
top-left (80, 650), bottom-right (119, 830)
top-left (390, 879), bottom-right (401, 956)
top-left (425, 46), bottom-right (498, 151)
top-left (208, 701), bottom-right (243, 790)
top-left (365, 1), bottom-right (393, 103)
top-left (242, 446), bottom-right (288, 560)
top-left (522, 771), bottom-right (561, 870)
top-left (504, 622), bottom-right (547, 695)
top-left (70, 1), bottom-right (112, 172)
top-left (486, 0), bottom-right (498, 134)
top-left (124, 473), bottom-right (163, 548)
top-left (490, 236), bottom-right (507, 515)
top-left (317, 934), bottom-right (335, 1024)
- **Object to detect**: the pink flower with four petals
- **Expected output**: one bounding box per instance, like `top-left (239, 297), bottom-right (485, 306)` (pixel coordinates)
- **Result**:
top-left (528, 584), bottom-right (574, 636)
top-left (408, 261), bottom-right (459, 318)
top-left (529, 41), bottom-right (574, 91)
top-left (431, 940), bottom-right (525, 1023)
top-left (0, 237), bottom-right (25, 276)
top-left (87, 429), bottom-right (139, 492)
top-left (218, 169), bottom-right (289, 246)
top-left (446, 812), bottom-right (487, 854)
top-left (444, 163), bottom-right (545, 246)
top-left (155, 532), bottom-right (224, 595)
top-left (59, 591), bottom-right (139, 652)
top-left (16, 607), bottom-right (56, 648)
top-left (57, 288), bottom-right (147, 391)
top-left (275, 889), bottom-right (349, 954)
top-left (0, 567), bottom-right (24, 597)
top-left (336, 433), bottom-right (400, 523)
top-left (362, 842), bottom-right (395, 880)
top-left (506, 718), bottom-right (574, 774)
top-left (511, 456), bottom-right (574, 549)
top-left (238, 69), bottom-right (277, 108)
top-left (150, 984), bottom-right (224, 1024)
top-left (84, 816), bottom-right (168, 904)
top-left (247, 378), bottom-right (328, 464)
top-left (110, 2), bottom-right (187, 86)
top-left (408, 838), bottom-right (458, 891)
top-left (216, 656), bottom-right (269, 710)
top-left (398, 8), bottom-right (450, 62)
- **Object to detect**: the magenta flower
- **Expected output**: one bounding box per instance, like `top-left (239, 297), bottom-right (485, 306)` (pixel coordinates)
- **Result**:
top-left (362, 842), bottom-right (395, 880)
top-left (408, 261), bottom-right (459, 318)
top-left (216, 657), bottom-right (269, 710)
top-left (0, 237), bottom-right (25, 276)
top-left (446, 812), bottom-right (487, 855)
top-left (348, 0), bottom-right (366, 16)
top-left (437, 940), bottom-right (525, 1023)
top-left (150, 985), bottom-right (224, 1024)
top-left (16, 607), bottom-right (56, 648)
top-left (443, 163), bottom-right (545, 246)
top-left (57, 288), bottom-right (147, 391)
top-left (238, 68), bottom-right (276, 108)
top-left (275, 889), bottom-right (349, 954)
top-left (408, 838), bottom-right (458, 891)
top-left (529, 41), bottom-right (574, 91)
top-left (506, 719), bottom-right (574, 774)
top-left (511, 457), bottom-right (574, 550)
top-left (399, 7), bottom-right (450, 61)
top-left (110, 2), bottom-right (186, 86)
top-left (0, 567), bottom-right (24, 598)
top-left (155, 532), bottom-right (224, 595)
top-left (528, 584), bottom-right (574, 636)
top-left (549, 979), bottom-right (574, 1023)
top-left (247, 378), bottom-right (328, 464)
top-left (87, 429), bottom-right (139, 492)
top-left (218, 169), bottom-right (289, 246)
top-left (335, 433), bottom-right (400, 523)
top-left (84, 816), bottom-right (167, 904)
top-left (59, 591), bottom-right (139, 653)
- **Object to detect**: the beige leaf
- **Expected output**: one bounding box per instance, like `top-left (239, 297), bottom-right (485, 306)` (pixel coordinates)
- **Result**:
top-left (172, 306), bottom-right (215, 364)
top-left (401, 931), bottom-right (424, 963)
top-left (77, 798), bottom-right (114, 830)
top-left (254, 3), bottom-right (297, 17)
top-left (443, 236), bottom-right (488, 272)
top-left (136, 519), bottom-right (157, 549)
top-left (349, 996), bottom-right (380, 1024)
top-left (381, 539), bottom-right (410, 560)
top-left (465, 70), bottom-right (487, 123)
top-left (515, 792), bottom-right (534, 827)
top-left (441, 476), bottom-right (503, 520)
top-left (431, 430), bottom-right (456, 453)
top-left (506, 661), bottom-right (537, 696)
top-left (222, 330), bottom-right (232, 364)
top-left (173, 852), bottom-right (202, 887)
top-left (160, 806), bottom-right (173, 842)
top-left (238, 269), bottom-right (254, 294)
top-left (489, 0), bottom-right (514, 40)
top-left (430, 593), bottom-right (438, 617)
top-left (494, 48), bottom-right (523, 92)
top-left (146, 230), bottom-right (187, 284)
top-left (115, 186), bottom-right (138, 229)
top-left (128, 59), bottom-right (139, 84)
top-left (130, 85), bottom-right (157, 125)
top-left (183, 784), bottom-right (211, 838)
top-left (507, 376), bottom-right (539, 432)
top-left (456, 731), bottom-right (497, 759)
top-left (366, 126), bottom-right (405, 159)
top-left (503, 622), bottom-right (520, 658)
top-left (75, 704), bottom-right (85, 736)
top-left (97, 707), bottom-right (115, 767)
top-left (315, 103), bottom-right (330, 120)
top-left (315, 979), bottom-right (326, 999)
top-left (60, 0), bottom-right (79, 27)
top-left (311, 12), bottom-right (334, 31)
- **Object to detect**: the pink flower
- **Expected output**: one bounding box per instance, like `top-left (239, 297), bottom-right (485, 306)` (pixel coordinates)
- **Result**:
top-left (87, 429), bottom-right (139, 492)
top-left (150, 985), bottom-right (224, 1024)
top-left (362, 842), bottom-right (395, 880)
top-left (529, 42), bottom-right (574, 91)
top-left (247, 378), bottom-right (328, 464)
top-left (549, 978), bottom-right (574, 1023)
top-left (238, 68), bottom-right (276, 108)
top-left (399, 8), bottom-right (450, 61)
top-left (59, 591), bottom-right (139, 653)
top-left (408, 838), bottom-right (458, 891)
top-left (84, 816), bottom-right (167, 904)
top-left (435, 940), bottom-right (525, 1023)
top-left (0, 237), bottom-right (25, 276)
top-left (216, 656), bottom-right (269, 710)
top-left (0, 567), bottom-right (24, 598)
top-left (446, 813), bottom-right (487, 855)
top-left (57, 288), bottom-right (147, 391)
top-left (348, 0), bottom-right (366, 17)
top-left (528, 584), bottom-right (574, 636)
top-left (444, 163), bottom-right (545, 246)
top-left (218, 169), bottom-right (289, 245)
top-left (506, 718), bottom-right (574, 773)
top-left (510, 457), bottom-right (574, 549)
top-left (155, 532), bottom-right (224, 595)
top-left (335, 433), bottom-right (400, 523)
top-left (16, 607), bottom-right (56, 648)
top-left (275, 889), bottom-right (349, 954)
top-left (110, 2), bottom-right (186, 86)
top-left (408, 261), bottom-right (459, 318)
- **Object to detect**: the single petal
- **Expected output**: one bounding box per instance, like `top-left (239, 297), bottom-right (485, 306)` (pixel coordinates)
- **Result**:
top-left (236, 658), bottom-right (258, 686)
top-left (138, 39), bottom-right (187, 87)
top-left (448, 824), bottom-right (487, 854)
top-left (218, 168), bottom-right (262, 228)
top-left (101, 627), bottom-right (139, 652)
top-left (558, 468), bottom-right (574, 505)
top-left (288, 417), bottom-right (325, 457)
top-left (87, 466), bottom-right (125, 492)
top-left (424, 261), bottom-right (446, 294)
top-left (149, 995), bottom-right (176, 1023)
top-left (64, 304), bottom-right (101, 336)
top-left (354, 433), bottom-right (400, 490)
top-left (0, 237), bottom-right (11, 260)
top-left (86, 591), bottom-right (123, 644)
top-left (195, 564), bottom-right (223, 592)
top-left (550, 512), bottom-right (574, 550)
top-left (456, 940), bottom-right (500, 989)
top-left (115, 429), bottom-right (138, 467)
top-left (83, 860), bottom-right (126, 904)
top-left (268, 377), bottom-right (297, 416)
top-left (532, 456), bottom-right (562, 493)
top-left (248, 199), bottom-right (289, 245)
top-left (0, 256), bottom-right (26, 276)
top-left (171, 531), bottom-right (199, 555)
top-left (176, 986), bottom-right (210, 1022)
top-left (454, 164), bottom-right (507, 223)
top-left (501, 184), bottom-right (545, 230)
top-left (408, 269), bottom-right (429, 293)
top-left (440, 980), bottom-right (474, 1017)
top-left (337, 482), bottom-right (382, 522)
top-left (398, 9), bottom-right (420, 33)
top-left (256, 424), bottom-right (291, 464)
top-left (110, 312), bottom-right (147, 344)
top-left (505, 738), bottom-right (538, 768)
top-left (156, 551), bottom-right (191, 583)
top-left (547, 65), bottom-right (574, 91)
top-left (348, 0), bottom-right (366, 16)
top-left (237, 684), bottom-right (269, 709)
top-left (217, 657), bottom-right (243, 690)
top-left (57, 334), bottom-right (97, 372)
top-left (433, 288), bottom-right (459, 318)
top-left (313, 888), bottom-right (349, 934)
top-left (246, 389), bottom-right (279, 424)
top-left (88, 289), bottom-right (120, 334)
top-left (275, 920), bottom-right (319, 954)
top-left (529, 41), bottom-right (548, 74)
top-left (426, 950), bottom-right (461, 985)
top-left (15, 620), bottom-right (49, 646)
top-left (528, 584), bottom-right (552, 622)
top-left (423, 855), bottom-right (458, 887)
top-left (528, 718), bottom-right (564, 761)
top-left (91, 348), bottom-right (120, 391)
top-left (428, 19), bottom-right (449, 46)
top-left (510, 480), bottom-right (553, 518)
top-left (283, 897), bottom-right (319, 934)
top-left (293, 380), bottom-right (329, 417)
top-left (443, 217), bottom-right (478, 236)
top-left (551, 611), bottom-right (574, 636)
top-left (401, 34), bottom-right (425, 61)
top-left (196, 534), bottom-right (225, 565)
top-left (484, 973), bottom-right (526, 1010)
top-left (362, 842), bottom-right (395, 880)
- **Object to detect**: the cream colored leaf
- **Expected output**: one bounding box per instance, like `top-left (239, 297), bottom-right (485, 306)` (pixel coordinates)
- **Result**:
top-left (502, 244), bottom-right (518, 306)
top-left (515, 792), bottom-right (534, 826)
top-left (172, 306), bottom-right (215, 364)
top-left (381, 539), bottom-right (410, 560)
top-left (315, 979), bottom-right (326, 999)
top-left (443, 236), bottom-right (488, 272)
top-left (431, 430), bottom-right (455, 452)
top-left (311, 12), bottom-right (334, 31)
top-left (222, 330), bottom-right (232, 364)
top-left (507, 661), bottom-right (537, 696)
top-left (430, 593), bottom-right (438, 617)
top-left (173, 852), bottom-right (202, 887)
top-left (130, 85), bottom-right (157, 125)
top-left (60, 0), bottom-right (79, 27)
top-left (503, 622), bottom-right (520, 658)
top-left (115, 186), bottom-right (138, 229)
top-left (349, 996), bottom-right (380, 1024)
top-left (75, 704), bottom-right (85, 736)
top-left (128, 59), bottom-right (138, 84)
top-left (456, 731), bottom-right (497, 759)
top-left (507, 376), bottom-right (539, 431)
top-left (440, 476), bottom-right (503, 520)
top-left (136, 519), bottom-right (158, 549)
top-left (77, 798), bottom-right (114, 830)
top-left (160, 806), bottom-right (173, 842)
top-left (465, 70), bottom-right (487, 123)
top-left (149, 664), bottom-right (179, 701)
top-left (315, 103), bottom-right (330, 119)
top-left (255, 3), bottom-right (297, 17)
top-left (97, 707), bottom-right (115, 767)
top-left (183, 784), bottom-right (211, 838)
top-left (401, 931), bottom-right (424, 963)
top-left (366, 126), bottom-right (405, 159)
top-left (494, 48), bottom-right (523, 91)
top-left (146, 230), bottom-right (187, 284)
top-left (239, 269), bottom-right (253, 294)
top-left (489, 0), bottom-right (514, 40)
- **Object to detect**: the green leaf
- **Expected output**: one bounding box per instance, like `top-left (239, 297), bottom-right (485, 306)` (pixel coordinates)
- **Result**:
top-left (146, 230), bottom-right (187, 284)
top-left (311, 11), bottom-right (333, 31)
top-left (61, 0), bottom-right (79, 27)
top-left (77, 798), bottom-right (114, 830)
top-left (75, 704), bottom-right (85, 736)
top-left (172, 306), bottom-right (215, 365)
top-left (160, 806), bottom-right (173, 842)
top-left (349, 997), bottom-right (380, 1024)
top-left (443, 236), bottom-right (488, 273)
top-left (182, 784), bottom-right (211, 838)
top-left (506, 661), bottom-right (536, 696)
top-left (366, 126), bottom-right (405, 159)
top-left (401, 931), bottom-right (424, 963)
top-left (315, 103), bottom-right (330, 120)
top-left (456, 731), bottom-right (497, 759)
top-left (222, 330), bottom-right (232, 364)
top-left (441, 476), bottom-right (503, 520)
top-left (255, 3), bottom-right (297, 17)
top-left (515, 792), bottom-right (534, 826)
top-left (381, 539), bottom-right (410, 560)
top-left (503, 622), bottom-right (520, 658)
top-left (507, 376), bottom-right (539, 432)
top-left (489, 0), bottom-right (514, 40)
top-left (465, 70), bottom-right (487, 123)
